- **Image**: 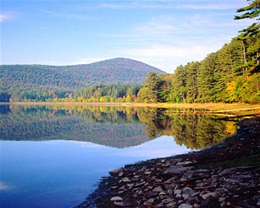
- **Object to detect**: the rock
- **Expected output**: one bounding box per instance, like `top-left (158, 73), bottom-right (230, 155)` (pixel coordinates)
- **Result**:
top-left (167, 202), bottom-right (177, 207)
top-left (162, 198), bottom-right (172, 204)
top-left (110, 196), bottom-right (123, 201)
top-left (164, 166), bottom-right (193, 174)
top-left (153, 186), bottom-right (164, 192)
top-left (120, 177), bottom-right (131, 183)
top-left (109, 168), bottom-right (123, 176)
top-left (176, 161), bottom-right (194, 166)
top-left (174, 189), bottom-right (182, 198)
top-left (145, 171), bottom-right (152, 175)
top-left (257, 198), bottom-right (260, 206)
top-left (134, 182), bottom-right (145, 187)
top-left (179, 203), bottom-right (193, 208)
top-left (182, 187), bottom-right (195, 199)
top-left (145, 198), bottom-right (154, 204)
top-left (200, 191), bottom-right (218, 200)
top-left (219, 197), bottom-right (226, 202)
top-left (165, 176), bottom-right (177, 184)
top-left (214, 188), bottom-right (228, 195)
top-left (118, 171), bottom-right (124, 177)
top-left (218, 168), bottom-right (235, 176)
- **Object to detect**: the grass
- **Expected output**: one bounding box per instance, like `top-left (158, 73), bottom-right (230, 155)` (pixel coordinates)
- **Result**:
top-left (2, 102), bottom-right (260, 117)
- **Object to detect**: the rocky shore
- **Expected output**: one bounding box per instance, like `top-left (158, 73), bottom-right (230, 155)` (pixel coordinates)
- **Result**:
top-left (77, 116), bottom-right (260, 208)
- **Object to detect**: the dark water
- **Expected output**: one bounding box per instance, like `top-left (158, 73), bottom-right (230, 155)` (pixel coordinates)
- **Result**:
top-left (0, 105), bottom-right (237, 208)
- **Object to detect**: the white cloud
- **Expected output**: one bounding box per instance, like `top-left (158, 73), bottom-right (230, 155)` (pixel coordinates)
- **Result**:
top-left (41, 10), bottom-right (90, 21)
top-left (100, 1), bottom-right (246, 10)
top-left (113, 37), bottom-right (225, 73)
top-left (0, 181), bottom-right (12, 190)
top-left (0, 13), bottom-right (9, 22)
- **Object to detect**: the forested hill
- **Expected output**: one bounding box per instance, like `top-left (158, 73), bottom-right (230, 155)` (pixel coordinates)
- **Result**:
top-left (0, 58), bottom-right (165, 91)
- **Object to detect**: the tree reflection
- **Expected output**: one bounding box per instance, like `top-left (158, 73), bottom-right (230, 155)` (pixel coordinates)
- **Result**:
top-left (0, 105), bottom-right (237, 150)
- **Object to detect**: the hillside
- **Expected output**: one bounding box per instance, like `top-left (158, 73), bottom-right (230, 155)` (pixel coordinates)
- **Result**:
top-left (0, 58), bottom-right (165, 91)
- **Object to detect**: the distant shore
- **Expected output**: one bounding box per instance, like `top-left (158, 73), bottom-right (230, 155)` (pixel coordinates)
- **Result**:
top-left (1, 102), bottom-right (260, 117)
top-left (1, 101), bottom-right (260, 110)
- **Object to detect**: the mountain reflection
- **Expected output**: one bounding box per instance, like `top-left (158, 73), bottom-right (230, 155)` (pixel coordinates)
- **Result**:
top-left (0, 105), bottom-right (237, 149)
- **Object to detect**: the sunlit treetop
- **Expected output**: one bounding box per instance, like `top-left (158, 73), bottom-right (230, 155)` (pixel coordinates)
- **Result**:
top-left (234, 0), bottom-right (260, 37)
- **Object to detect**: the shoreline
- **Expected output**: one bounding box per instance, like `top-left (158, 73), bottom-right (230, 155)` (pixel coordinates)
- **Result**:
top-left (1, 102), bottom-right (260, 113)
top-left (77, 116), bottom-right (260, 208)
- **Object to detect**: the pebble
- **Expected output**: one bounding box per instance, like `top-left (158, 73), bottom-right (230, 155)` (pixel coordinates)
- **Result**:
top-left (110, 196), bottom-right (123, 201)
top-left (103, 160), bottom-right (260, 207)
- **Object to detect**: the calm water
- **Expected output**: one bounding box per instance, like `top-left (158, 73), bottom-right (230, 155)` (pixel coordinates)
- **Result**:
top-left (0, 105), bottom-right (236, 208)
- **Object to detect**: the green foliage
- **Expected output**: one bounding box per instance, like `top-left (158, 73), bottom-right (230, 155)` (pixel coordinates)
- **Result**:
top-left (168, 30), bottom-right (260, 104)
top-left (0, 88), bottom-right (11, 102)
top-left (74, 84), bottom-right (142, 102)
top-left (0, 58), bottom-right (165, 102)
top-left (8, 89), bottom-right (72, 102)
top-left (142, 72), bottom-right (163, 103)
top-left (234, 0), bottom-right (260, 37)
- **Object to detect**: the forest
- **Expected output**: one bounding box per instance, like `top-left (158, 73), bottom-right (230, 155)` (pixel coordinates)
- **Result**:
top-left (0, 1), bottom-right (259, 104)
top-left (73, 1), bottom-right (260, 104)
top-left (0, 58), bottom-right (164, 102)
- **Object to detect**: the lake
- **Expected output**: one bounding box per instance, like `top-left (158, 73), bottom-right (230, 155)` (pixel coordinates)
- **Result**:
top-left (0, 104), bottom-right (237, 208)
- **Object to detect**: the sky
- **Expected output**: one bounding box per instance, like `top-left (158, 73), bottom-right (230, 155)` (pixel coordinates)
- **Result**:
top-left (0, 0), bottom-right (254, 73)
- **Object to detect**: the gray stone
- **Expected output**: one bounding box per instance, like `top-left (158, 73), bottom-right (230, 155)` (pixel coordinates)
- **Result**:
top-left (182, 187), bottom-right (195, 199)
top-left (257, 199), bottom-right (260, 206)
top-left (167, 202), bottom-right (177, 207)
top-left (146, 198), bottom-right (155, 204)
top-left (145, 171), bottom-right (152, 175)
top-left (219, 197), bottom-right (226, 202)
top-left (179, 203), bottom-right (193, 208)
top-left (165, 176), bottom-right (177, 184)
top-left (109, 168), bottom-right (123, 176)
top-left (164, 166), bottom-right (193, 174)
top-left (174, 189), bottom-right (182, 198)
top-left (118, 171), bottom-right (124, 177)
top-left (200, 192), bottom-right (218, 200)
top-left (162, 198), bottom-right (172, 204)
top-left (121, 177), bottom-right (131, 183)
top-left (110, 196), bottom-right (123, 201)
top-left (176, 161), bottom-right (193, 166)
top-left (153, 186), bottom-right (164, 192)
top-left (134, 182), bottom-right (145, 187)
top-left (218, 168), bottom-right (235, 176)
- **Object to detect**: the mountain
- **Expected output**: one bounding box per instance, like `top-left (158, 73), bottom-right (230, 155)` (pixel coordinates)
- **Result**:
top-left (0, 58), bottom-right (165, 91)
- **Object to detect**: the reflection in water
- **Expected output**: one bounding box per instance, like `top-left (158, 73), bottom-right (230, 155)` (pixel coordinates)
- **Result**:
top-left (0, 104), bottom-right (238, 208)
top-left (0, 104), bottom-right (237, 150)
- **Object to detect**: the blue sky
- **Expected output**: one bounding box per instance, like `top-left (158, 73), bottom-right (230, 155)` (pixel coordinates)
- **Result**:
top-left (0, 0), bottom-right (254, 73)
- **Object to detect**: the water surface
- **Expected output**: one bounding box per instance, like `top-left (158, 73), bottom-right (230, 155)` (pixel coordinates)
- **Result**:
top-left (0, 105), bottom-right (236, 207)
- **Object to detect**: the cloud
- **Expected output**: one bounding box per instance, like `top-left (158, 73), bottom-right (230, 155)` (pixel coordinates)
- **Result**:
top-left (0, 181), bottom-right (12, 190)
top-left (41, 10), bottom-right (90, 21)
top-left (100, 1), bottom-right (245, 10)
top-left (0, 13), bottom-right (10, 22)
top-left (182, 3), bottom-right (241, 10)
top-left (113, 37), bottom-right (225, 73)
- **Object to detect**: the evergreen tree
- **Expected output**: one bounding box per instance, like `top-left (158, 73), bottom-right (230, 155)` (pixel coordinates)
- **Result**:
top-left (171, 65), bottom-right (188, 103)
top-left (143, 72), bottom-right (162, 103)
top-left (197, 53), bottom-right (218, 103)
top-left (234, 0), bottom-right (260, 72)
top-left (234, 0), bottom-right (260, 37)
top-left (186, 62), bottom-right (200, 103)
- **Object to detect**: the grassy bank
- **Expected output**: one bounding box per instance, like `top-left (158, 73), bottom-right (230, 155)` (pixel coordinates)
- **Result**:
top-left (2, 102), bottom-right (260, 116)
